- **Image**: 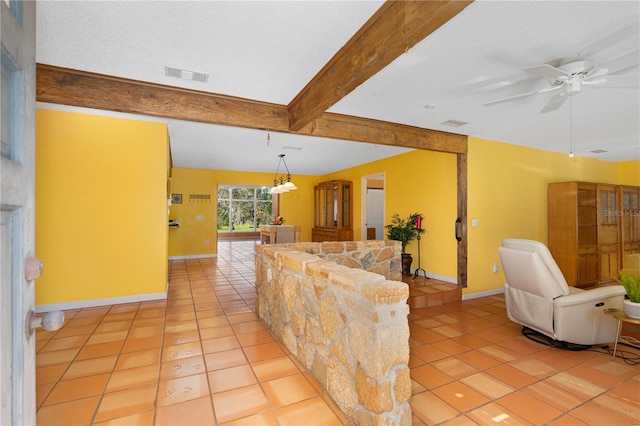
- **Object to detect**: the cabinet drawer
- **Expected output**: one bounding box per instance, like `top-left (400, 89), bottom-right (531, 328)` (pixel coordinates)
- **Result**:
top-left (578, 246), bottom-right (597, 254)
top-left (600, 243), bottom-right (618, 253)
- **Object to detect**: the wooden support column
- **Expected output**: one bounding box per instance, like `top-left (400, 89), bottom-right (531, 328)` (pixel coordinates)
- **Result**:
top-left (457, 153), bottom-right (468, 287)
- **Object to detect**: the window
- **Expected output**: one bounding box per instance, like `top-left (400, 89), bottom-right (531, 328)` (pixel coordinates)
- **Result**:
top-left (217, 185), bottom-right (272, 233)
top-left (1, 48), bottom-right (23, 162)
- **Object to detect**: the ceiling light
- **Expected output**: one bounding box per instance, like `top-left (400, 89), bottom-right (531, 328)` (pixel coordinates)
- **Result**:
top-left (441, 119), bottom-right (468, 127)
top-left (590, 149), bottom-right (608, 154)
top-left (270, 153), bottom-right (297, 195)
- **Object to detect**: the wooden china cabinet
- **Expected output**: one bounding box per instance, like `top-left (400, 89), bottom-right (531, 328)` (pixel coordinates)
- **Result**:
top-left (619, 185), bottom-right (640, 258)
top-left (548, 181), bottom-right (639, 287)
top-left (312, 180), bottom-right (353, 242)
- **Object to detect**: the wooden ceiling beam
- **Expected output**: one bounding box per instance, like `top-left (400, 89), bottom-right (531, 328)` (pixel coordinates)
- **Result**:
top-left (36, 64), bottom-right (466, 154)
top-left (287, 0), bottom-right (473, 131)
top-left (36, 64), bottom-right (290, 132)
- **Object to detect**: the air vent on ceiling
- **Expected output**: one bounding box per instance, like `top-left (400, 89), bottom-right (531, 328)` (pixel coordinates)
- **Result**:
top-left (164, 66), bottom-right (209, 83)
top-left (282, 146), bottom-right (303, 151)
top-left (590, 149), bottom-right (608, 154)
top-left (441, 119), bottom-right (468, 127)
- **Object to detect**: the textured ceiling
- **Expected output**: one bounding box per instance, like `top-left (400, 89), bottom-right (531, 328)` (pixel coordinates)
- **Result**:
top-left (36, 0), bottom-right (639, 175)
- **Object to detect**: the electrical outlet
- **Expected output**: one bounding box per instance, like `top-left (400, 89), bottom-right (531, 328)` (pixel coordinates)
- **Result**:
top-left (472, 219), bottom-right (479, 227)
top-left (493, 264), bottom-right (499, 273)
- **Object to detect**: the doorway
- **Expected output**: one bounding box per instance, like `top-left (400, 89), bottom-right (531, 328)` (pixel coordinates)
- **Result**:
top-left (361, 173), bottom-right (385, 241)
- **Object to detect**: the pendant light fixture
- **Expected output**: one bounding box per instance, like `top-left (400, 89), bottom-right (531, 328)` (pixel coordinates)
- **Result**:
top-left (270, 153), bottom-right (297, 194)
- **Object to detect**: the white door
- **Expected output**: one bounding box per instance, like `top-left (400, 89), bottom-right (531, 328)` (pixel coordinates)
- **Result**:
top-left (366, 188), bottom-right (384, 240)
top-left (1, 2), bottom-right (37, 424)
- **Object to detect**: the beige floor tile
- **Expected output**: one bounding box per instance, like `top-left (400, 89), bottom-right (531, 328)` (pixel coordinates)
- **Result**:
top-left (242, 341), bottom-right (286, 363)
top-left (219, 411), bottom-right (279, 426)
top-left (44, 373), bottom-right (110, 405)
top-left (433, 357), bottom-right (478, 379)
top-left (157, 373), bottom-right (211, 407)
top-left (466, 401), bottom-right (533, 425)
top-left (411, 363), bottom-right (455, 390)
top-left (251, 356), bottom-right (300, 382)
top-left (204, 348), bottom-right (248, 371)
top-left (115, 348), bottom-right (161, 371)
top-left (34, 241), bottom-right (640, 426)
top-left (201, 335), bottom-right (241, 354)
top-left (62, 355), bottom-right (117, 380)
top-left (211, 384), bottom-right (271, 424)
top-left (36, 363), bottom-right (69, 385)
top-left (262, 373), bottom-right (320, 408)
top-left (106, 364), bottom-right (160, 393)
top-left (93, 385), bottom-right (157, 423)
top-left (155, 396), bottom-right (215, 425)
top-left (486, 364), bottom-right (538, 389)
top-left (497, 390), bottom-right (564, 425)
top-left (432, 381), bottom-right (490, 412)
top-left (40, 335), bottom-right (90, 352)
top-left (460, 372), bottom-right (515, 400)
top-left (410, 391), bottom-right (460, 425)
top-left (160, 354), bottom-right (207, 380)
top-left (75, 341), bottom-right (124, 361)
top-left (208, 364), bottom-right (257, 393)
top-left (36, 396), bottom-right (101, 426)
top-left (568, 400), bottom-right (640, 425)
top-left (274, 396), bottom-right (344, 426)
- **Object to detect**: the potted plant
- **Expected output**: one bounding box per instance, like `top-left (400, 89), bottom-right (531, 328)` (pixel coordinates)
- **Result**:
top-left (386, 212), bottom-right (424, 276)
top-left (616, 269), bottom-right (640, 318)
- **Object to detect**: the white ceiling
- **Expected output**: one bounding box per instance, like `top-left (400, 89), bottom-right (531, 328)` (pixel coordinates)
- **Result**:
top-left (36, 0), bottom-right (640, 176)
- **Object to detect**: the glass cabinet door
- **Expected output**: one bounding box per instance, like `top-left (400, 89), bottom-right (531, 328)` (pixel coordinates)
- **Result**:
top-left (342, 183), bottom-right (351, 228)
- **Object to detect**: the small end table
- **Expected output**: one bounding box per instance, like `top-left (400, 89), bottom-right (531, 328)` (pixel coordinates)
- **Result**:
top-left (603, 308), bottom-right (640, 361)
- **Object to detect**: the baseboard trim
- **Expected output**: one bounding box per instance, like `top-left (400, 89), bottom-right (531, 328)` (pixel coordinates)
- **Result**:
top-left (168, 254), bottom-right (217, 260)
top-left (36, 292), bottom-right (167, 313)
top-left (462, 287), bottom-right (505, 300)
top-left (416, 271), bottom-right (457, 284)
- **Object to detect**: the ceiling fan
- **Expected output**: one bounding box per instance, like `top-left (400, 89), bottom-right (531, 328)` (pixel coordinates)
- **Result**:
top-left (483, 49), bottom-right (639, 113)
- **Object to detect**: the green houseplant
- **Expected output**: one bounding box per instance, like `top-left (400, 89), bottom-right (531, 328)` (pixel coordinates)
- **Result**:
top-left (616, 270), bottom-right (640, 319)
top-left (386, 213), bottom-right (424, 276)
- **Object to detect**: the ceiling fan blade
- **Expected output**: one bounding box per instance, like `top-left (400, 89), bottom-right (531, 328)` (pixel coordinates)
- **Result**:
top-left (597, 49), bottom-right (640, 76)
top-left (582, 78), bottom-right (607, 86)
top-left (540, 92), bottom-right (567, 114)
top-left (483, 85), bottom-right (561, 107)
top-left (524, 64), bottom-right (571, 80)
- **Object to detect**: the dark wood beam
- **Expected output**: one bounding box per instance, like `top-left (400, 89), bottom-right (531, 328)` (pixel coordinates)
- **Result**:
top-left (301, 112), bottom-right (466, 153)
top-left (287, 0), bottom-right (473, 131)
top-left (36, 64), bottom-right (290, 132)
top-left (36, 64), bottom-right (467, 154)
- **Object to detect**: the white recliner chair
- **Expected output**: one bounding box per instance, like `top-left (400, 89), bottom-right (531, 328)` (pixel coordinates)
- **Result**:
top-left (498, 238), bottom-right (626, 345)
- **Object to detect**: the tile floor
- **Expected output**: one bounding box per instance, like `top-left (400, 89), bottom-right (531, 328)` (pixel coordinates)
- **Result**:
top-left (35, 240), bottom-right (640, 425)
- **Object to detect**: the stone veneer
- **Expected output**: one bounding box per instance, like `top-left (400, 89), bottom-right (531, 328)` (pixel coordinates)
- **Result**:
top-left (255, 241), bottom-right (411, 425)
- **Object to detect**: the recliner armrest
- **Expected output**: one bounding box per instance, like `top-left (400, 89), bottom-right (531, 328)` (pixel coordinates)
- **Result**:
top-left (553, 285), bottom-right (626, 307)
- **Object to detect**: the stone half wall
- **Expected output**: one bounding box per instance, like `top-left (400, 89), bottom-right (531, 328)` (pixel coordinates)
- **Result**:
top-left (255, 241), bottom-right (411, 425)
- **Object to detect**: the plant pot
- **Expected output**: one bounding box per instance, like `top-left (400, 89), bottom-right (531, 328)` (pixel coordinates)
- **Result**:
top-left (401, 253), bottom-right (413, 276)
top-left (623, 299), bottom-right (640, 319)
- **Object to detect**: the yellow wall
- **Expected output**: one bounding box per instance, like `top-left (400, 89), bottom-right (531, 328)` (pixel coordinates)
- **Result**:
top-left (168, 168), bottom-right (316, 257)
top-left (35, 110), bottom-right (169, 305)
top-left (34, 108), bottom-right (638, 303)
top-left (321, 150), bottom-right (458, 280)
top-left (467, 137), bottom-right (624, 294)
top-left (171, 145), bottom-right (634, 296)
top-left (619, 160), bottom-right (640, 185)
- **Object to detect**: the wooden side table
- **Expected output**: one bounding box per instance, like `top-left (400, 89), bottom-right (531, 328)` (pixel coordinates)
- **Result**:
top-left (603, 308), bottom-right (640, 361)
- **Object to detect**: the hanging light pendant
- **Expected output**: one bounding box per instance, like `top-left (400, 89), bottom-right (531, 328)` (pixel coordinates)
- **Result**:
top-left (270, 153), bottom-right (297, 194)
